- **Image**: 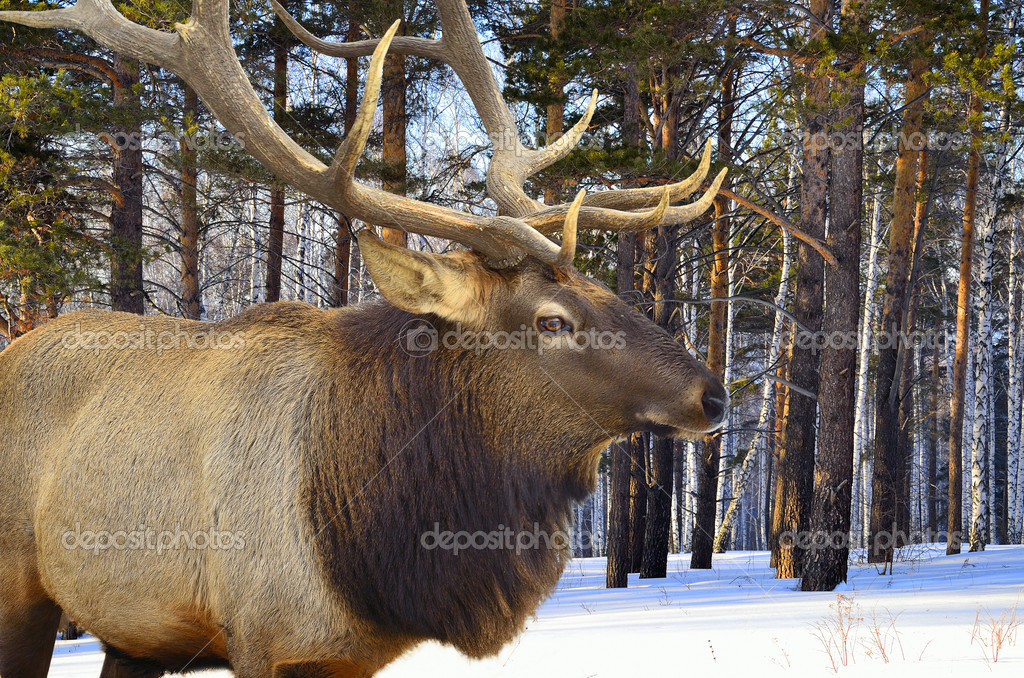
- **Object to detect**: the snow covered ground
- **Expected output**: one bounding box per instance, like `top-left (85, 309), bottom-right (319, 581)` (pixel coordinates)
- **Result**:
top-left (49, 544), bottom-right (1023, 677)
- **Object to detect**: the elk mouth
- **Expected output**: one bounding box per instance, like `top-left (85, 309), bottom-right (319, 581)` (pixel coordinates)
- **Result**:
top-left (640, 421), bottom-right (714, 441)
top-left (639, 393), bottom-right (729, 440)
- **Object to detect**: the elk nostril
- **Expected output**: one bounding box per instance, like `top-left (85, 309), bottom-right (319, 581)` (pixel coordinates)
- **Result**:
top-left (701, 391), bottom-right (727, 425)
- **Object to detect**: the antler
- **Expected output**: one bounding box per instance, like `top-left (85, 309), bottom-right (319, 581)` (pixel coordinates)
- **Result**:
top-left (0, 0), bottom-right (725, 268)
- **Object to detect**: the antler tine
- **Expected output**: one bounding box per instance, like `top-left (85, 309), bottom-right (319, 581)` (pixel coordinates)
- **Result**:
top-left (584, 140), bottom-right (714, 210)
top-left (272, 0), bottom-right (545, 220)
top-left (322, 21), bottom-right (545, 266)
top-left (0, 1), bottom-right (725, 272)
top-left (524, 167), bottom-right (727, 234)
top-left (554, 190), bottom-right (586, 267)
top-left (521, 90), bottom-right (599, 177)
top-left (190, 0), bottom-right (230, 45)
top-left (268, 0), bottom-right (446, 60)
top-left (477, 191), bottom-right (584, 268)
top-left (328, 20), bottom-right (401, 192)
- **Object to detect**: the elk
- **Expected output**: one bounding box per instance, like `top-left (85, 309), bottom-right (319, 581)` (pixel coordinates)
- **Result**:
top-left (0, 1), bottom-right (728, 677)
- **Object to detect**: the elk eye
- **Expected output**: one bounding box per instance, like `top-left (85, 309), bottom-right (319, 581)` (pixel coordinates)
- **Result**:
top-left (537, 316), bottom-right (571, 334)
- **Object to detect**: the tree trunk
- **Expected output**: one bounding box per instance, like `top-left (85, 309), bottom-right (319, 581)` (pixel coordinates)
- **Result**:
top-left (640, 216), bottom-right (681, 576)
top-left (674, 441), bottom-right (686, 552)
top-left (970, 4), bottom-right (1010, 548)
top-left (294, 205), bottom-right (309, 302)
top-left (769, 325), bottom-right (789, 567)
top-left (380, 19), bottom-right (408, 247)
top-left (690, 198), bottom-right (728, 569)
top-left (928, 338), bottom-right (940, 535)
top-left (801, 16), bottom-right (865, 588)
top-left (970, 202), bottom-right (994, 552)
top-left (852, 196), bottom-right (882, 546)
top-left (544, 0), bottom-right (568, 204)
top-left (628, 434), bottom-right (648, 573)
top-left (331, 19), bottom-right (360, 308)
top-left (180, 84), bottom-right (202, 320)
top-left (265, 27), bottom-right (288, 303)
top-left (109, 53), bottom-right (144, 314)
top-left (606, 231), bottom-right (637, 587)
top-left (947, 2), bottom-right (987, 555)
top-left (771, 0), bottom-right (831, 578)
top-left (640, 435), bottom-right (674, 577)
top-left (1010, 211), bottom-right (1024, 544)
top-left (868, 47), bottom-right (928, 563)
top-left (946, 163), bottom-right (978, 555)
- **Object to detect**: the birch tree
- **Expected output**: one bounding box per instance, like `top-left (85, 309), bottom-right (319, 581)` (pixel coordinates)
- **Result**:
top-left (852, 196), bottom-right (883, 545)
top-left (1009, 211), bottom-right (1024, 543)
top-left (714, 231), bottom-right (791, 550)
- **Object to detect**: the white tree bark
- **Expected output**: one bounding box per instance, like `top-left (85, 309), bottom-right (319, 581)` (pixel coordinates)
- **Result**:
top-left (970, 83), bottom-right (1012, 550)
top-left (684, 251), bottom-right (701, 551)
top-left (249, 186), bottom-right (263, 305)
top-left (713, 231), bottom-right (791, 551)
top-left (852, 196), bottom-right (883, 546)
top-left (1010, 211), bottom-right (1024, 544)
top-left (295, 203), bottom-right (311, 303)
top-left (964, 330), bottom-right (975, 540)
top-left (715, 222), bottom-right (736, 540)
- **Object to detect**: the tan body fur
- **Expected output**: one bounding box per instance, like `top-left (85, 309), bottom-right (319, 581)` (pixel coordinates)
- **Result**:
top-left (0, 246), bottom-right (726, 678)
top-left (0, 3), bottom-right (729, 675)
top-left (0, 307), bottom-right (406, 676)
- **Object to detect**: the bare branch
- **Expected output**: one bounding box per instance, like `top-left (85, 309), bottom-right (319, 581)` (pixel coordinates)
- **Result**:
top-left (8, 47), bottom-right (120, 85)
top-left (0, 0), bottom-right (182, 70)
top-left (718, 187), bottom-right (837, 266)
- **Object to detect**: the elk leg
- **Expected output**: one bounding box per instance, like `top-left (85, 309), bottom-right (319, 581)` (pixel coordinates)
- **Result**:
top-left (98, 651), bottom-right (163, 678)
top-left (0, 596), bottom-right (61, 678)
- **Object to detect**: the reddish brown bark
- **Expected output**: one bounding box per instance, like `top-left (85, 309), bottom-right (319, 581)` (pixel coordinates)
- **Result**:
top-left (771, 0), bottom-right (831, 578)
top-left (265, 27), bottom-right (288, 303)
top-left (109, 53), bottom-right (145, 314)
top-left (179, 84), bottom-right (202, 320)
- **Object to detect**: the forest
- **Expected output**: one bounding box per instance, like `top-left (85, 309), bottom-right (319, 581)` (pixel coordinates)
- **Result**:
top-left (1, 0), bottom-right (1023, 600)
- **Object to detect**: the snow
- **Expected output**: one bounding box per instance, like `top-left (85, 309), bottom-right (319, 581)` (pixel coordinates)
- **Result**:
top-left (49, 545), bottom-right (1024, 676)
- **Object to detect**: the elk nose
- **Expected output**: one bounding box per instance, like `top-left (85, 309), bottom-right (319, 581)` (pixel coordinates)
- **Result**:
top-left (701, 390), bottom-right (728, 427)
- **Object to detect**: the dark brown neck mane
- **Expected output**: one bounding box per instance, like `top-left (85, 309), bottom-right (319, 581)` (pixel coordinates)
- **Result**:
top-left (301, 302), bottom-right (602, 657)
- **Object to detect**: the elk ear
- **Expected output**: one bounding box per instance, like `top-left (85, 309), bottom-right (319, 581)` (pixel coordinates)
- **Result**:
top-left (357, 230), bottom-right (486, 325)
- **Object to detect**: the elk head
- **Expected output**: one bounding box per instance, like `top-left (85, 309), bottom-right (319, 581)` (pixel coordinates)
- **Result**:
top-left (358, 226), bottom-right (727, 446)
top-left (0, 0), bottom-right (728, 439)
